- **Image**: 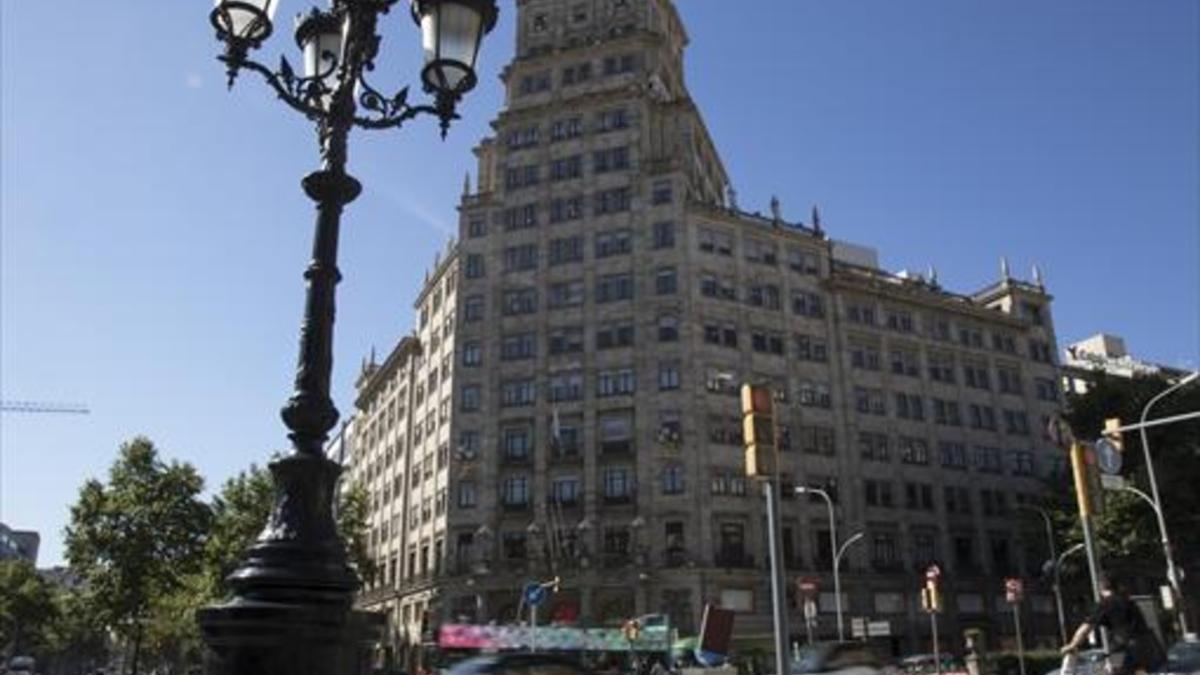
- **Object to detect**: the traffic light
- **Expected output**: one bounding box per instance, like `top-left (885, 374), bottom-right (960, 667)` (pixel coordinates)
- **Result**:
top-left (1070, 442), bottom-right (1104, 516)
top-left (622, 619), bottom-right (642, 642)
top-left (1104, 418), bottom-right (1124, 452)
top-left (921, 584), bottom-right (942, 613)
top-left (741, 384), bottom-right (777, 478)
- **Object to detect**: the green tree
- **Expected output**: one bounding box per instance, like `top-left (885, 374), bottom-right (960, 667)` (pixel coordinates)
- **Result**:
top-left (46, 589), bottom-right (111, 675)
top-left (64, 436), bottom-right (212, 675)
top-left (336, 480), bottom-right (376, 584)
top-left (0, 559), bottom-right (59, 657)
top-left (1059, 374), bottom-right (1200, 597)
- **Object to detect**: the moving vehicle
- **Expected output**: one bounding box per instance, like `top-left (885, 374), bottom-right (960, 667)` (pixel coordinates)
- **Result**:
top-left (898, 653), bottom-right (965, 675)
top-left (790, 642), bottom-right (887, 675)
top-left (1046, 649), bottom-right (1108, 675)
top-left (446, 653), bottom-right (589, 675)
top-left (5, 656), bottom-right (37, 675)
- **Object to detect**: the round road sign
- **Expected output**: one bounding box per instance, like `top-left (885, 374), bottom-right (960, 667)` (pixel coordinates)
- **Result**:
top-left (1095, 438), bottom-right (1123, 475)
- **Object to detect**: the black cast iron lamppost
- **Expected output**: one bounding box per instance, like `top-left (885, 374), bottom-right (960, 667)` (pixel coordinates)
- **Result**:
top-left (198, 1), bottom-right (497, 674)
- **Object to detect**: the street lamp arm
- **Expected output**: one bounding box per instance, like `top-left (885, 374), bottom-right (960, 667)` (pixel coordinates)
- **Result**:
top-left (836, 532), bottom-right (865, 562)
top-left (220, 54), bottom-right (331, 120)
top-left (352, 77), bottom-right (448, 131)
top-left (1120, 486), bottom-right (1162, 519)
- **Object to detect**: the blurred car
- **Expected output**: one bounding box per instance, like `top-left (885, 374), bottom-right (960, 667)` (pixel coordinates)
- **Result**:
top-left (1045, 649), bottom-right (1108, 675)
top-left (789, 642), bottom-right (887, 675)
top-left (5, 656), bottom-right (37, 675)
top-left (1156, 641), bottom-right (1200, 675)
top-left (898, 653), bottom-right (965, 675)
top-left (445, 653), bottom-right (588, 675)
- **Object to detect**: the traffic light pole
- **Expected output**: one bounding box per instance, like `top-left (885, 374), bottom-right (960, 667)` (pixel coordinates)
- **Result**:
top-left (1071, 443), bottom-right (1109, 653)
top-left (764, 479), bottom-right (790, 675)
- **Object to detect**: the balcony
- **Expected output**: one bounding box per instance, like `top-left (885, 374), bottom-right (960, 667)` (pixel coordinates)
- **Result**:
top-left (601, 493), bottom-right (634, 506)
top-left (549, 447), bottom-right (583, 465)
top-left (501, 451), bottom-right (532, 467)
top-left (500, 500), bottom-right (531, 512)
top-left (599, 439), bottom-right (634, 457)
top-left (547, 496), bottom-right (581, 510)
top-left (714, 550), bottom-right (756, 569)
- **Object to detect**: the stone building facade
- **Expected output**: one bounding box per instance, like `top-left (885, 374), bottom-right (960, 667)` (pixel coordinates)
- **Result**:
top-left (343, 0), bottom-right (1066, 661)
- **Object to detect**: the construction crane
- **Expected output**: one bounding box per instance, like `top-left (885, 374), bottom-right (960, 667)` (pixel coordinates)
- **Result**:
top-left (0, 400), bottom-right (90, 414)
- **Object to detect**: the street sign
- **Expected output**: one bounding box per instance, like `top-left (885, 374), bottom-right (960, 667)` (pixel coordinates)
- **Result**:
top-left (1095, 438), bottom-right (1123, 475)
top-left (804, 599), bottom-right (818, 621)
top-left (523, 582), bottom-right (549, 607)
top-left (1005, 578), bottom-right (1024, 604)
top-left (850, 617), bottom-right (868, 639)
top-left (798, 577), bottom-right (819, 597)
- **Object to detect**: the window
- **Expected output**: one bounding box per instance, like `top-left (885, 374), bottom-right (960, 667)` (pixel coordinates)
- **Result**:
top-left (790, 291), bottom-right (824, 317)
top-left (899, 437), bottom-right (929, 465)
top-left (548, 326), bottom-right (584, 355)
top-left (595, 273), bottom-right (634, 303)
top-left (975, 446), bottom-right (1004, 473)
top-left (743, 239), bottom-right (777, 266)
top-left (1029, 339), bottom-right (1055, 363)
top-left (502, 288), bottom-right (538, 316)
top-left (750, 330), bottom-right (785, 355)
top-left (940, 441), bottom-right (967, 470)
top-left (797, 380), bottom-right (831, 409)
top-left (501, 476), bottom-right (529, 507)
top-left (466, 218), bottom-right (487, 238)
top-left (847, 302), bottom-right (876, 326)
top-left (602, 53), bottom-right (637, 75)
top-left (595, 322), bottom-right (634, 350)
top-left (865, 480), bottom-right (895, 508)
top-left (928, 352), bottom-right (956, 383)
top-left (547, 280), bottom-right (585, 309)
top-left (464, 254), bottom-right (485, 279)
top-left (885, 309), bottom-right (916, 333)
top-left (969, 404), bottom-right (998, 430)
top-left (657, 314), bottom-right (679, 342)
top-left (850, 343), bottom-right (881, 371)
top-left (945, 486), bottom-right (973, 515)
top-left (458, 430), bottom-right (480, 459)
top-left (500, 333), bottom-right (536, 361)
top-left (705, 368), bottom-right (739, 396)
top-left (505, 125), bottom-right (539, 149)
top-left (549, 195), bottom-right (584, 223)
top-left (894, 393), bottom-right (925, 420)
top-left (658, 361), bottom-right (681, 391)
top-left (787, 247), bottom-right (820, 275)
top-left (460, 385), bottom-right (481, 412)
top-left (502, 531), bottom-right (527, 559)
top-left (1035, 378), bottom-right (1059, 402)
top-left (462, 342), bottom-right (482, 367)
top-left (561, 62), bottom-right (592, 86)
top-left (547, 372), bottom-right (584, 402)
top-left (655, 267), bottom-right (678, 295)
top-left (854, 387), bottom-right (887, 416)
top-left (794, 334), bottom-right (828, 362)
top-left (500, 379), bottom-right (536, 407)
top-left (596, 107), bottom-right (629, 132)
top-left (890, 348), bottom-right (920, 377)
top-left (501, 425), bottom-right (533, 462)
top-left (905, 483), bottom-right (934, 511)
top-left (598, 411), bottom-right (634, 454)
top-left (500, 203), bottom-right (539, 231)
top-left (1011, 451), bottom-right (1036, 476)
top-left (959, 326), bottom-right (984, 348)
top-left (652, 221), bottom-right (675, 249)
top-left (997, 366), bottom-right (1024, 395)
top-left (549, 236), bottom-right (584, 265)
top-left (551, 415), bottom-right (582, 457)
top-left (748, 284), bottom-right (782, 310)
top-left (872, 533), bottom-right (900, 568)
top-left (859, 432), bottom-right (890, 462)
top-left (800, 425), bottom-right (836, 456)
top-left (651, 179), bottom-right (673, 204)
top-left (597, 368), bottom-right (636, 397)
top-left (517, 71), bottom-right (551, 95)
top-left (595, 229), bottom-right (632, 257)
top-left (594, 187), bottom-right (631, 215)
top-left (992, 332), bottom-right (1017, 354)
top-left (502, 244), bottom-right (538, 273)
top-left (593, 146), bottom-right (630, 173)
top-left (504, 163), bottom-right (540, 190)
top-left (662, 465), bottom-right (685, 495)
top-left (551, 476), bottom-right (580, 505)
top-left (602, 467), bottom-right (633, 502)
top-left (463, 295), bottom-right (484, 322)
top-left (698, 229), bottom-right (733, 256)
top-left (550, 117), bottom-right (583, 142)
top-left (932, 399), bottom-right (962, 426)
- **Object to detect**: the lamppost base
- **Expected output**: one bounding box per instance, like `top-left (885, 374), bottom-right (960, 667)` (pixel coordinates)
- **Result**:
top-left (198, 600), bottom-right (383, 675)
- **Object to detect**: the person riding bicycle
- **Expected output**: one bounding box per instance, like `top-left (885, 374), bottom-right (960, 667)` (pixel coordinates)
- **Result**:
top-left (1061, 576), bottom-right (1166, 675)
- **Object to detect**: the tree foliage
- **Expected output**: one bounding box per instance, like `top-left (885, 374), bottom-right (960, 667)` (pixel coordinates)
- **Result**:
top-left (1059, 374), bottom-right (1200, 592)
top-left (64, 436), bottom-right (212, 674)
top-left (0, 559), bottom-right (59, 655)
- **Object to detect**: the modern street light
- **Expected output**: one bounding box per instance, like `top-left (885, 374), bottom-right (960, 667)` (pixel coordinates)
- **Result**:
top-left (197, 1), bottom-right (498, 674)
top-left (1137, 371), bottom-right (1197, 636)
top-left (1016, 504), bottom-right (1065, 643)
top-left (795, 486), bottom-right (855, 640)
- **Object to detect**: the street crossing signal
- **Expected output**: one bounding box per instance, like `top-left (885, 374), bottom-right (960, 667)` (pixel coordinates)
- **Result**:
top-left (1070, 442), bottom-right (1104, 516)
top-left (622, 619), bottom-right (642, 642)
top-left (741, 384), bottom-right (777, 478)
top-left (921, 585), bottom-right (942, 614)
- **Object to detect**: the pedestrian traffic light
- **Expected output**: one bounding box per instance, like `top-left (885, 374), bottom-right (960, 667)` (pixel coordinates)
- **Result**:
top-left (741, 384), bottom-right (777, 478)
top-left (622, 619), bottom-right (641, 642)
top-left (1070, 442), bottom-right (1104, 516)
top-left (921, 584), bottom-right (942, 613)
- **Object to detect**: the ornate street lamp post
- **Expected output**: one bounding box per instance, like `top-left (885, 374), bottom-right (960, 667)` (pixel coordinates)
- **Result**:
top-left (197, 2), bottom-right (497, 674)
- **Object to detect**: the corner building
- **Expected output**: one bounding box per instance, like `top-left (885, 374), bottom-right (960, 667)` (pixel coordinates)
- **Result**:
top-left (347, 0), bottom-right (1066, 661)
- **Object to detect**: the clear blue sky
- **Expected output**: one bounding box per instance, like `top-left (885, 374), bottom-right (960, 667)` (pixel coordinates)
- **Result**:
top-left (2, 1), bottom-right (1196, 566)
